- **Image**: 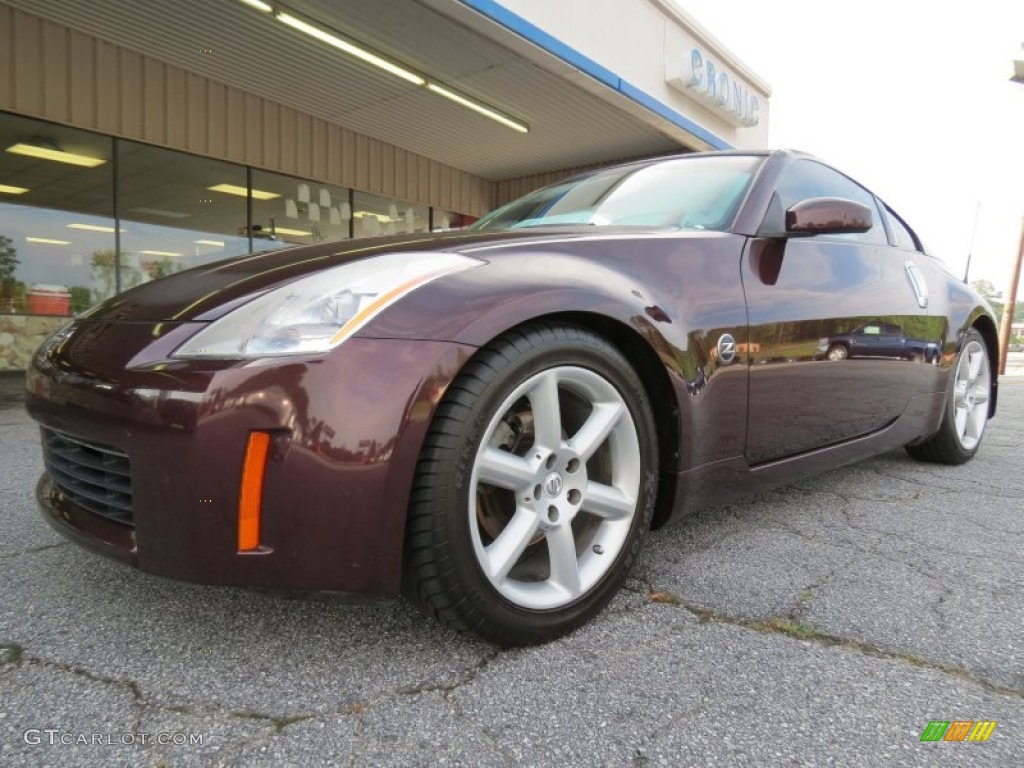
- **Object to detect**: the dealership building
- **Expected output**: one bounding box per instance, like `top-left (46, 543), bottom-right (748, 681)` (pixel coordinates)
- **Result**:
top-left (0, 0), bottom-right (770, 370)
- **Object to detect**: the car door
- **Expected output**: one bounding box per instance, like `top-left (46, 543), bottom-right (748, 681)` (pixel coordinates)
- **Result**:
top-left (741, 159), bottom-right (932, 464)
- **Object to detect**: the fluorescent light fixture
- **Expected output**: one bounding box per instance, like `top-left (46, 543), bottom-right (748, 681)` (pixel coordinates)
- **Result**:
top-left (67, 223), bottom-right (121, 233)
top-left (276, 12), bottom-right (425, 86)
top-left (130, 206), bottom-right (190, 219)
top-left (238, 0), bottom-right (273, 12)
top-left (0, 183), bottom-right (29, 194)
top-left (140, 250), bottom-right (182, 257)
top-left (354, 212), bottom-right (394, 222)
top-left (272, 227), bottom-right (312, 237)
top-left (27, 237), bottom-right (71, 245)
top-left (6, 142), bottom-right (107, 167)
top-left (239, 4), bottom-right (526, 133)
top-left (208, 183), bottom-right (280, 200)
top-left (426, 83), bottom-right (529, 133)
top-left (195, 239), bottom-right (225, 247)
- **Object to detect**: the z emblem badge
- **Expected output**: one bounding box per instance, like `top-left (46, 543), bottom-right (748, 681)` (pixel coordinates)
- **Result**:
top-left (717, 333), bottom-right (737, 364)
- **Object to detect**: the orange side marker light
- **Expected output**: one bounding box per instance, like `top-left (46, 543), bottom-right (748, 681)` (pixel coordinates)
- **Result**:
top-left (238, 431), bottom-right (271, 551)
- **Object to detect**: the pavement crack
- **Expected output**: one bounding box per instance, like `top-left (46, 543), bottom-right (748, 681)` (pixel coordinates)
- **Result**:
top-left (396, 647), bottom-right (501, 698)
top-left (787, 571), bottom-right (835, 622)
top-left (0, 541), bottom-right (69, 560)
top-left (15, 648), bottom-right (147, 704)
top-left (672, 602), bottom-right (1024, 700)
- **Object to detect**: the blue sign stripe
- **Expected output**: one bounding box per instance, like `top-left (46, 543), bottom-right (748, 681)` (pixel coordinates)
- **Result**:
top-left (457, 0), bottom-right (732, 150)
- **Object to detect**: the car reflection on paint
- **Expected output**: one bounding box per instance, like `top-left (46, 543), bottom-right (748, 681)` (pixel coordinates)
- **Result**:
top-left (25, 149), bottom-right (999, 647)
top-left (817, 322), bottom-right (941, 363)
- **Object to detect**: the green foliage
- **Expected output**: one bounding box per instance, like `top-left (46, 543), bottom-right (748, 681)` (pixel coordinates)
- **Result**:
top-left (0, 234), bottom-right (19, 283)
top-left (143, 256), bottom-right (179, 280)
top-left (971, 279), bottom-right (1004, 320)
top-left (90, 249), bottom-right (143, 302)
top-left (69, 285), bottom-right (93, 314)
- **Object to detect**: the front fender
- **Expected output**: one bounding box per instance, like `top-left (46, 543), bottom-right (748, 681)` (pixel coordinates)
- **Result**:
top-left (358, 242), bottom-right (751, 474)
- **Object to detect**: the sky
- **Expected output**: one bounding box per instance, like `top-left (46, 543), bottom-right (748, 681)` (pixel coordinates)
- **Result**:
top-left (674, 0), bottom-right (1024, 295)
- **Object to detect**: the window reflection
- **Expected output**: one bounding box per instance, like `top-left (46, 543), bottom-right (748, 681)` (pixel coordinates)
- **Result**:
top-left (353, 191), bottom-right (428, 238)
top-left (432, 209), bottom-right (478, 232)
top-left (118, 141), bottom-right (249, 281)
top-left (0, 112), bottom-right (480, 371)
top-left (0, 114), bottom-right (114, 314)
top-left (251, 170), bottom-right (352, 251)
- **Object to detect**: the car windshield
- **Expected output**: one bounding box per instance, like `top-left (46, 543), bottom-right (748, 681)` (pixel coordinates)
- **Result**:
top-left (472, 155), bottom-right (762, 232)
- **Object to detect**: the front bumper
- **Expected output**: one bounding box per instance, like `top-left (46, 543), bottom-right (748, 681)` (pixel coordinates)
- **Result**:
top-left (26, 321), bottom-right (474, 597)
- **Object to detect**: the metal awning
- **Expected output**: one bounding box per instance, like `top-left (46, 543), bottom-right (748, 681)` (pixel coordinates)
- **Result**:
top-left (5, 0), bottom-right (718, 180)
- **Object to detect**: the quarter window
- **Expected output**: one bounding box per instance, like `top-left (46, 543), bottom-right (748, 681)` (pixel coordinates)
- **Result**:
top-left (884, 205), bottom-right (920, 251)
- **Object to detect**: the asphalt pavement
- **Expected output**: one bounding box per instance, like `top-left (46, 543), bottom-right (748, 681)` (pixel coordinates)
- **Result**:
top-left (1, 370), bottom-right (1021, 767)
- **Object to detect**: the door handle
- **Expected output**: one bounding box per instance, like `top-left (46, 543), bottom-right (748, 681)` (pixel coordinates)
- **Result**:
top-left (905, 261), bottom-right (929, 309)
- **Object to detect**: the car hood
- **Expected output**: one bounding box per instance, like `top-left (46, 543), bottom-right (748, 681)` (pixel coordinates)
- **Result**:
top-left (82, 226), bottom-right (685, 323)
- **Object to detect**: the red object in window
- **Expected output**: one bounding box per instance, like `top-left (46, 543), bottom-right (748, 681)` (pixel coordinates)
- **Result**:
top-left (26, 285), bottom-right (71, 315)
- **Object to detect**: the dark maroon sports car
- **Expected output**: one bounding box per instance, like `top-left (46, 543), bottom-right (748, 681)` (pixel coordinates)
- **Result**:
top-left (25, 150), bottom-right (998, 645)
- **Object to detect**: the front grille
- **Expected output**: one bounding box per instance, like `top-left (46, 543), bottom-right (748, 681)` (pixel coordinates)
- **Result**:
top-left (41, 428), bottom-right (133, 525)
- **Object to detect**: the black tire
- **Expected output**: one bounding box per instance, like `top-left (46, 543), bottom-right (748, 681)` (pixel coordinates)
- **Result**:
top-left (403, 322), bottom-right (658, 646)
top-left (905, 328), bottom-right (991, 465)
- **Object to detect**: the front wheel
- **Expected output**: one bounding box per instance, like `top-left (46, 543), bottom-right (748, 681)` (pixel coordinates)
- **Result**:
top-left (827, 344), bottom-right (848, 361)
top-left (403, 323), bottom-right (658, 646)
top-left (906, 328), bottom-right (992, 464)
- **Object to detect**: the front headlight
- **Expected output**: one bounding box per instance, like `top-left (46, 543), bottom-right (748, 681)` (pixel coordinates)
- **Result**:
top-left (172, 252), bottom-right (481, 358)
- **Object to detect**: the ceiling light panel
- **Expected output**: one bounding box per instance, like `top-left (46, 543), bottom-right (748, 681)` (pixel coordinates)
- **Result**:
top-left (6, 143), bottom-right (107, 167)
top-left (208, 183), bottom-right (279, 200)
top-left (0, 183), bottom-right (29, 194)
top-left (67, 223), bottom-right (122, 233)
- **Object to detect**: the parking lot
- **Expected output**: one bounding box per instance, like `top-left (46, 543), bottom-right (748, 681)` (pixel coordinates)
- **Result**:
top-left (1, 372), bottom-right (1021, 767)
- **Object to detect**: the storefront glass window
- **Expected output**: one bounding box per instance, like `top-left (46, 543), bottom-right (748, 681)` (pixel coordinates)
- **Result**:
top-left (0, 112), bottom-right (481, 371)
top-left (353, 191), bottom-right (428, 238)
top-left (432, 209), bottom-right (478, 232)
top-left (251, 170), bottom-right (352, 252)
top-left (0, 113), bottom-right (115, 315)
top-left (118, 141), bottom-right (250, 283)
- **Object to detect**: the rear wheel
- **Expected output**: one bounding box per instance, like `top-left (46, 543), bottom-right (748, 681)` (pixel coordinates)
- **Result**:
top-left (906, 328), bottom-right (991, 464)
top-left (403, 323), bottom-right (658, 646)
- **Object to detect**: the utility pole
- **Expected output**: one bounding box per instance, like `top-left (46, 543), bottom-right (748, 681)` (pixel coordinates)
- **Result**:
top-left (1003, 47), bottom-right (1024, 374)
top-left (997, 217), bottom-right (1023, 375)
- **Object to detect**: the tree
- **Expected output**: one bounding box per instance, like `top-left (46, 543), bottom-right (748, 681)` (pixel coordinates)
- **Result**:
top-left (0, 235), bottom-right (20, 311)
top-left (90, 249), bottom-right (143, 302)
top-left (971, 279), bottom-right (1005, 322)
top-left (90, 249), bottom-right (117, 303)
top-left (0, 234), bottom-right (18, 283)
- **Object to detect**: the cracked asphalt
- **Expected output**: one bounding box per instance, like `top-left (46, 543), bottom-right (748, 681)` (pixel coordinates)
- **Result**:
top-left (1, 372), bottom-right (1021, 767)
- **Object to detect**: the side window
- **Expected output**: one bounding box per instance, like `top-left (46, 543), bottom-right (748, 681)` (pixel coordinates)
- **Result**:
top-left (884, 205), bottom-right (920, 251)
top-left (762, 160), bottom-right (888, 245)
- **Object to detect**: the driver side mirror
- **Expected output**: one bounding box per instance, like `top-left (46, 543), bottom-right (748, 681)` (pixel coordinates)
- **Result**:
top-left (785, 197), bottom-right (872, 236)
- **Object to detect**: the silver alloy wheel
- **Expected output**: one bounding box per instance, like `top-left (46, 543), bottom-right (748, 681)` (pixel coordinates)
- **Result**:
top-left (827, 345), bottom-right (847, 361)
top-left (468, 366), bottom-right (641, 610)
top-left (952, 339), bottom-right (990, 450)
